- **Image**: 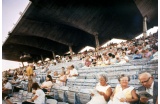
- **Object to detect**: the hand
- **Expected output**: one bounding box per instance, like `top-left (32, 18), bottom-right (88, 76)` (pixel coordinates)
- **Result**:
top-left (140, 97), bottom-right (149, 103)
top-left (119, 98), bottom-right (126, 102)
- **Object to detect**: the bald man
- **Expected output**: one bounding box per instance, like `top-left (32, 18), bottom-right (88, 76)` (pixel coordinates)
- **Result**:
top-left (138, 72), bottom-right (158, 104)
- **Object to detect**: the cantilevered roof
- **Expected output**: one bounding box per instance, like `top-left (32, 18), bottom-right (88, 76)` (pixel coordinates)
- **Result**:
top-left (2, 0), bottom-right (158, 62)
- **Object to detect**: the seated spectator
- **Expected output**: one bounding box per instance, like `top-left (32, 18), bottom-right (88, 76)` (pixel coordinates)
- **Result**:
top-left (117, 52), bottom-right (129, 64)
top-left (143, 49), bottom-right (152, 58)
top-left (52, 71), bottom-right (59, 83)
top-left (150, 46), bottom-right (158, 60)
top-left (2, 79), bottom-right (12, 100)
top-left (85, 57), bottom-right (91, 67)
top-left (65, 67), bottom-right (70, 78)
top-left (132, 50), bottom-right (142, 59)
top-left (108, 74), bottom-right (138, 104)
top-left (138, 72), bottom-right (158, 104)
top-left (68, 65), bottom-right (78, 79)
top-left (61, 67), bottom-right (66, 73)
top-left (22, 83), bottom-right (45, 104)
top-left (87, 74), bottom-right (112, 104)
top-left (96, 56), bottom-right (103, 66)
top-left (41, 75), bottom-right (53, 92)
top-left (91, 59), bottom-right (97, 67)
top-left (56, 71), bottom-right (67, 86)
top-left (109, 54), bottom-right (116, 65)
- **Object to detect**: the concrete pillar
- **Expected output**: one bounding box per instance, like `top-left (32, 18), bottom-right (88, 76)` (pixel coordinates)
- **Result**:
top-left (41, 55), bottom-right (44, 62)
top-left (94, 34), bottom-right (100, 50)
top-left (143, 16), bottom-right (147, 38)
top-left (52, 51), bottom-right (56, 59)
top-left (21, 62), bottom-right (24, 67)
top-left (69, 46), bottom-right (73, 56)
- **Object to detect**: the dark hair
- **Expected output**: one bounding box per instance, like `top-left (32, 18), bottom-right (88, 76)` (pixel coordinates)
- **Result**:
top-left (108, 53), bottom-right (112, 57)
top-left (47, 75), bottom-right (52, 81)
top-left (71, 65), bottom-right (74, 68)
top-left (122, 52), bottom-right (126, 55)
top-left (112, 54), bottom-right (115, 58)
top-left (135, 50), bottom-right (138, 54)
top-left (152, 46), bottom-right (158, 51)
top-left (118, 74), bottom-right (130, 82)
top-left (32, 82), bottom-right (40, 90)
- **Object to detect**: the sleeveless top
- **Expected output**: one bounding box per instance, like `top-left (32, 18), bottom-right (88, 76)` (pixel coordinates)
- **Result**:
top-left (87, 83), bottom-right (111, 104)
top-left (96, 83), bottom-right (111, 93)
top-left (109, 84), bottom-right (134, 104)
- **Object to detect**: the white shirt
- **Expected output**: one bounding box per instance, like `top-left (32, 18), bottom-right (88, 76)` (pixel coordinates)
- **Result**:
top-left (146, 82), bottom-right (154, 95)
top-left (4, 82), bottom-right (12, 90)
top-left (70, 68), bottom-right (78, 76)
top-left (42, 81), bottom-right (53, 88)
top-left (34, 89), bottom-right (45, 104)
top-left (146, 82), bottom-right (154, 102)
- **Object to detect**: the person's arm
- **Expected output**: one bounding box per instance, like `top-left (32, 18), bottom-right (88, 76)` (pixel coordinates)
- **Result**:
top-left (109, 88), bottom-right (116, 101)
top-left (98, 87), bottom-right (112, 101)
top-left (30, 95), bottom-right (38, 102)
top-left (59, 75), bottom-right (67, 82)
top-left (120, 89), bottom-right (139, 103)
top-left (156, 96), bottom-right (158, 104)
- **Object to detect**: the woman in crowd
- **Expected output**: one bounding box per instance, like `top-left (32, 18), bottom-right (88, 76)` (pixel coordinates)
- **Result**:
top-left (108, 74), bottom-right (138, 104)
top-left (22, 82), bottom-right (45, 104)
top-left (41, 75), bottom-right (53, 92)
top-left (117, 52), bottom-right (129, 64)
top-left (143, 48), bottom-right (152, 58)
top-left (85, 57), bottom-right (91, 67)
top-left (87, 74), bottom-right (112, 104)
top-left (2, 79), bottom-right (12, 100)
top-left (56, 71), bottom-right (67, 86)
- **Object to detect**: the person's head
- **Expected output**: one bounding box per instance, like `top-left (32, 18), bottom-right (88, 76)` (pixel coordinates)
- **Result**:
top-left (139, 72), bottom-right (154, 88)
top-left (71, 65), bottom-right (74, 69)
top-left (3, 78), bottom-right (8, 84)
top-left (53, 71), bottom-right (58, 76)
top-left (152, 46), bottom-right (158, 53)
top-left (60, 71), bottom-right (65, 76)
top-left (111, 54), bottom-right (115, 58)
top-left (46, 75), bottom-right (52, 81)
top-left (13, 75), bottom-right (18, 79)
top-left (99, 74), bottom-right (108, 86)
top-left (32, 82), bottom-right (40, 90)
top-left (118, 74), bottom-right (130, 87)
top-left (135, 50), bottom-right (139, 54)
top-left (62, 67), bottom-right (65, 71)
top-left (108, 53), bottom-right (112, 57)
top-left (122, 52), bottom-right (126, 56)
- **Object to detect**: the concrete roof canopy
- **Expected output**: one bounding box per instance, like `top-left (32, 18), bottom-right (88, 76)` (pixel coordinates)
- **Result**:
top-left (2, 0), bottom-right (158, 62)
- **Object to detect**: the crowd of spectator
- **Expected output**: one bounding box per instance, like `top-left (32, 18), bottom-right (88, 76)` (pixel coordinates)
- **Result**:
top-left (2, 32), bottom-right (158, 104)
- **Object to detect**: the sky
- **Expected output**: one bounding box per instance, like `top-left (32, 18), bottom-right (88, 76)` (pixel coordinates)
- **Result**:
top-left (2, 0), bottom-right (30, 71)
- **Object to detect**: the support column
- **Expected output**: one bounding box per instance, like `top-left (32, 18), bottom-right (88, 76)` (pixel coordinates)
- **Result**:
top-left (69, 46), bottom-right (73, 56)
top-left (143, 16), bottom-right (147, 38)
top-left (52, 51), bottom-right (56, 59)
top-left (21, 62), bottom-right (24, 68)
top-left (41, 55), bottom-right (44, 62)
top-left (94, 33), bottom-right (99, 51)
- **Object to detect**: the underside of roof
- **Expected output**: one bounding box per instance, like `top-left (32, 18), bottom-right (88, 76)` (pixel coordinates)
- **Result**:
top-left (2, 0), bottom-right (158, 62)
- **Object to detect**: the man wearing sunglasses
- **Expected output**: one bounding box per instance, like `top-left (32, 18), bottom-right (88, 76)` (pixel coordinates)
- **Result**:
top-left (138, 72), bottom-right (158, 104)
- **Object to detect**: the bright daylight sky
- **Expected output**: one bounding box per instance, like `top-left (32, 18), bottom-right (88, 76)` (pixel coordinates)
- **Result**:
top-left (1, 0), bottom-right (159, 71)
top-left (2, 0), bottom-right (30, 71)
